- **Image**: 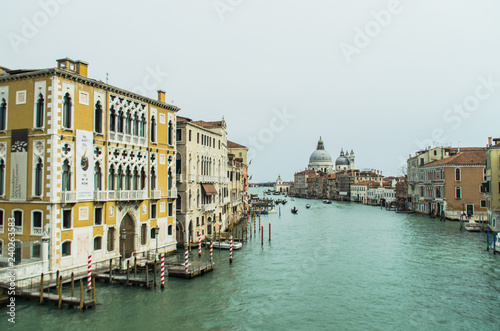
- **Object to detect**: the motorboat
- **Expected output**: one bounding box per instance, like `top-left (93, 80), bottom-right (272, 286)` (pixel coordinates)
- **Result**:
top-left (291, 198), bottom-right (295, 201)
top-left (306, 204), bottom-right (311, 209)
top-left (291, 207), bottom-right (298, 214)
top-left (209, 241), bottom-right (243, 250)
top-left (323, 200), bottom-right (332, 204)
top-left (490, 233), bottom-right (500, 253)
top-left (464, 220), bottom-right (482, 232)
top-left (268, 209), bottom-right (277, 214)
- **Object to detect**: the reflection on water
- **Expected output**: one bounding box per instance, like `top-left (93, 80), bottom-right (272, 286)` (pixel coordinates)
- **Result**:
top-left (2, 188), bottom-right (499, 330)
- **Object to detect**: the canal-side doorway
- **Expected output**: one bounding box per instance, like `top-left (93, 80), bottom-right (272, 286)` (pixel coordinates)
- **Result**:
top-left (176, 219), bottom-right (184, 247)
top-left (120, 214), bottom-right (135, 258)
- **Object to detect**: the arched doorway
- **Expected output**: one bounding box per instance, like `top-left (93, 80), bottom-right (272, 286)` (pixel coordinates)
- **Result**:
top-left (176, 219), bottom-right (184, 247)
top-left (119, 214), bottom-right (135, 258)
top-left (188, 221), bottom-right (193, 245)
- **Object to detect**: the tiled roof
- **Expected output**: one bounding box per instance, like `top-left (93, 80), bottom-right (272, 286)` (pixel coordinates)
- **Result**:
top-left (352, 180), bottom-right (379, 186)
top-left (227, 141), bottom-right (247, 149)
top-left (423, 150), bottom-right (486, 167)
top-left (192, 120), bottom-right (225, 129)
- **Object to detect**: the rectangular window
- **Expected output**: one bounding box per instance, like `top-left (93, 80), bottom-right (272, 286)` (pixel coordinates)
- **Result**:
top-left (150, 228), bottom-right (157, 239)
top-left (168, 203), bottom-right (173, 217)
top-left (94, 208), bottom-right (102, 225)
top-left (94, 237), bottom-right (102, 250)
top-left (62, 241), bottom-right (71, 256)
top-left (107, 227), bottom-right (115, 251)
top-left (480, 200), bottom-right (486, 208)
top-left (141, 224), bottom-right (148, 245)
top-left (63, 209), bottom-right (71, 229)
top-left (0, 210), bottom-right (3, 227)
top-left (14, 210), bottom-right (22, 227)
top-left (189, 130), bottom-right (192, 142)
top-left (32, 211), bottom-right (42, 230)
top-left (176, 129), bottom-right (182, 141)
top-left (196, 217), bottom-right (200, 226)
top-left (32, 243), bottom-right (41, 258)
top-left (197, 132), bottom-right (199, 144)
top-left (151, 204), bottom-right (157, 219)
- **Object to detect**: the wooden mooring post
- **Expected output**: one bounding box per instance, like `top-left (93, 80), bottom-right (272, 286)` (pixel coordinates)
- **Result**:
top-left (58, 276), bottom-right (63, 309)
top-left (134, 257), bottom-right (137, 278)
top-left (39, 273), bottom-right (44, 304)
top-left (154, 260), bottom-right (157, 287)
top-left (145, 264), bottom-right (149, 289)
top-left (126, 260), bottom-right (130, 286)
top-left (92, 277), bottom-right (96, 304)
top-left (109, 259), bottom-right (113, 284)
top-left (71, 272), bottom-right (75, 297)
top-left (79, 280), bottom-right (84, 312)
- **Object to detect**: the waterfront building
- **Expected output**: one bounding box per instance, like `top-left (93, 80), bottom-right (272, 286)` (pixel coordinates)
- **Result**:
top-left (0, 58), bottom-right (179, 281)
top-left (350, 181), bottom-right (378, 203)
top-left (291, 169), bottom-right (316, 197)
top-left (483, 138), bottom-right (500, 232)
top-left (227, 141), bottom-right (249, 228)
top-left (395, 177), bottom-right (408, 210)
top-left (175, 117), bottom-right (228, 245)
top-left (273, 174), bottom-right (292, 194)
top-left (419, 149), bottom-right (486, 220)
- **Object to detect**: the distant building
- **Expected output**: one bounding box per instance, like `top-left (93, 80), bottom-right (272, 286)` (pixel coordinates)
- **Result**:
top-left (274, 174), bottom-right (292, 194)
top-left (484, 137), bottom-right (500, 232)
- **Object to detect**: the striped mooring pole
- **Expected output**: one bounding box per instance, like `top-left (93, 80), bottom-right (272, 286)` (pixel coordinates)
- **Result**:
top-left (254, 216), bottom-right (256, 233)
top-left (160, 253), bottom-right (165, 288)
top-left (184, 245), bottom-right (189, 274)
top-left (87, 254), bottom-right (92, 290)
top-left (198, 232), bottom-right (202, 257)
top-left (210, 241), bottom-right (213, 264)
top-left (229, 236), bottom-right (233, 264)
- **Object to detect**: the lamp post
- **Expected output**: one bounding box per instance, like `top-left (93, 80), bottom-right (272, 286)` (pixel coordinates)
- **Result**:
top-left (154, 226), bottom-right (159, 258)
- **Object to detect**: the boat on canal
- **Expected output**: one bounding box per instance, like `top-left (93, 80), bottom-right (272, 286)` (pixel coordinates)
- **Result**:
top-left (323, 200), bottom-right (332, 204)
top-left (464, 220), bottom-right (482, 232)
top-left (490, 233), bottom-right (500, 253)
top-left (208, 241), bottom-right (243, 250)
top-left (291, 207), bottom-right (298, 214)
top-left (306, 204), bottom-right (311, 209)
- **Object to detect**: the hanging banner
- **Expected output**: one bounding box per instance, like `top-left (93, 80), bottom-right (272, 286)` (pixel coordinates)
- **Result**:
top-left (76, 130), bottom-right (94, 201)
top-left (10, 129), bottom-right (28, 200)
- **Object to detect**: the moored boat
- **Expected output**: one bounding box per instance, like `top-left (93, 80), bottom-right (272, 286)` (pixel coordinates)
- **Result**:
top-left (464, 220), bottom-right (482, 232)
top-left (208, 241), bottom-right (243, 250)
top-left (489, 233), bottom-right (500, 253)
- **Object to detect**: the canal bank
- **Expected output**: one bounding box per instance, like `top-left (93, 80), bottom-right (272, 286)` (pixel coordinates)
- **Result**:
top-left (1, 188), bottom-right (499, 330)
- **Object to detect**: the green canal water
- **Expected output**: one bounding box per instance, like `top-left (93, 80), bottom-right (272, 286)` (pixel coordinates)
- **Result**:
top-left (2, 188), bottom-right (500, 330)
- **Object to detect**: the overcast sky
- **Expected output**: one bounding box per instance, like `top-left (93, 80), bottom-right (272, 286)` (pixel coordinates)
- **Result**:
top-left (3, 0), bottom-right (500, 182)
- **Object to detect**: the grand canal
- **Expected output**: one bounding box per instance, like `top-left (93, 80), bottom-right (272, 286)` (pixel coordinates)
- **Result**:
top-left (2, 188), bottom-right (500, 330)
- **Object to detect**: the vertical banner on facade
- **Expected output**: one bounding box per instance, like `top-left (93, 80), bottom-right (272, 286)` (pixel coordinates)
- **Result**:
top-left (10, 129), bottom-right (28, 200)
top-left (76, 130), bottom-right (94, 201)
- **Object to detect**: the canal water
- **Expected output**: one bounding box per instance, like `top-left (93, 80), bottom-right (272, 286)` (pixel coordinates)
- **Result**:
top-left (2, 188), bottom-right (500, 330)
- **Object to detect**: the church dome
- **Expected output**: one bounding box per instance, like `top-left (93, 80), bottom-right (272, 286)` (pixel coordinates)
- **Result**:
top-left (309, 149), bottom-right (332, 163)
top-left (335, 149), bottom-right (350, 166)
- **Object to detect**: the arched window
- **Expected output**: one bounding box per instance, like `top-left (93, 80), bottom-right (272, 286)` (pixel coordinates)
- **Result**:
top-left (188, 190), bottom-right (192, 210)
top-left (94, 162), bottom-right (102, 190)
top-left (94, 101), bottom-right (103, 133)
top-left (62, 93), bottom-right (72, 129)
top-left (455, 168), bottom-right (461, 181)
top-left (150, 116), bottom-right (156, 142)
top-left (151, 167), bottom-right (157, 190)
top-left (0, 159), bottom-right (5, 196)
top-left (132, 167), bottom-right (139, 190)
top-left (35, 94), bottom-right (44, 128)
top-left (125, 112), bottom-right (131, 134)
top-left (117, 166), bottom-right (123, 191)
top-left (133, 114), bottom-right (139, 136)
top-left (0, 98), bottom-right (6, 130)
top-left (108, 165), bottom-right (116, 190)
top-left (117, 109), bottom-right (124, 133)
top-left (62, 159), bottom-right (71, 191)
top-left (140, 168), bottom-right (146, 190)
top-left (168, 168), bottom-right (173, 190)
top-left (34, 157), bottom-right (43, 196)
top-left (32, 211), bottom-right (42, 233)
top-left (125, 166), bottom-right (131, 190)
top-left (168, 225), bottom-right (173, 235)
top-left (140, 114), bottom-right (146, 137)
top-left (455, 186), bottom-right (462, 199)
top-left (168, 121), bottom-right (173, 145)
top-left (176, 194), bottom-right (181, 210)
top-left (109, 107), bottom-right (116, 132)
top-left (62, 241), bottom-right (71, 256)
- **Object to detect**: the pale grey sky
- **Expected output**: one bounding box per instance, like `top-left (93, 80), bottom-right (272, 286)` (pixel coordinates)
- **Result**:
top-left (2, 0), bottom-right (500, 182)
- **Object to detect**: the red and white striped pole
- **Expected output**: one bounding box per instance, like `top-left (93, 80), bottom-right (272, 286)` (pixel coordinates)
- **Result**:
top-left (184, 246), bottom-right (189, 274)
top-left (210, 241), bottom-right (213, 264)
top-left (160, 253), bottom-right (165, 288)
top-left (229, 236), bottom-right (233, 264)
top-left (87, 254), bottom-right (92, 290)
top-left (198, 231), bottom-right (202, 258)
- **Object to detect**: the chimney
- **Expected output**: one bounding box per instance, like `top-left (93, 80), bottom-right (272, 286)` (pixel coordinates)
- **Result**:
top-left (76, 60), bottom-right (88, 77)
top-left (157, 90), bottom-right (166, 103)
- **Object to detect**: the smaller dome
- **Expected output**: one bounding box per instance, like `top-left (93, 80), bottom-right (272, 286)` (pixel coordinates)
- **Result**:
top-left (335, 156), bottom-right (350, 166)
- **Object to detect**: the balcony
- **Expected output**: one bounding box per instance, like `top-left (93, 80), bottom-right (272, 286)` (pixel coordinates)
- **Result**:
top-left (199, 175), bottom-right (218, 183)
top-left (188, 174), bottom-right (196, 182)
top-left (94, 191), bottom-right (109, 202)
top-left (202, 203), bottom-right (216, 212)
top-left (117, 190), bottom-right (147, 201)
top-left (167, 188), bottom-right (177, 199)
top-left (0, 225), bottom-right (3, 233)
top-left (32, 227), bottom-right (43, 235)
top-left (15, 226), bottom-right (23, 235)
top-left (150, 190), bottom-right (161, 199)
top-left (61, 191), bottom-right (77, 204)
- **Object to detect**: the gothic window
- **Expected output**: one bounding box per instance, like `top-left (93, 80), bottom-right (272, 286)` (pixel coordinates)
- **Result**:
top-left (151, 167), bottom-right (157, 190)
top-left (94, 162), bottom-right (102, 190)
top-left (140, 114), bottom-right (146, 137)
top-left (35, 94), bottom-right (44, 128)
top-left (117, 109), bottom-right (124, 133)
top-left (109, 107), bottom-right (116, 132)
top-left (133, 114), bottom-right (139, 136)
top-left (0, 98), bottom-right (6, 130)
top-left (62, 93), bottom-right (72, 129)
top-left (132, 167), bottom-right (139, 190)
top-left (62, 159), bottom-right (71, 191)
top-left (150, 116), bottom-right (156, 142)
top-left (140, 168), bottom-right (146, 190)
top-left (108, 165), bottom-right (116, 190)
top-left (95, 101), bottom-right (103, 133)
top-left (168, 121), bottom-right (173, 145)
top-left (117, 166), bottom-right (123, 191)
top-left (34, 157), bottom-right (43, 196)
top-left (125, 166), bottom-right (132, 190)
top-left (125, 112), bottom-right (131, 134)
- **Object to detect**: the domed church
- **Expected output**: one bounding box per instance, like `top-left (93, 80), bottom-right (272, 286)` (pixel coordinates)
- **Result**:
top-left (308, 137), bottom-right (334, 173)
top-left (307, 138), bottom-right (355, 174)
